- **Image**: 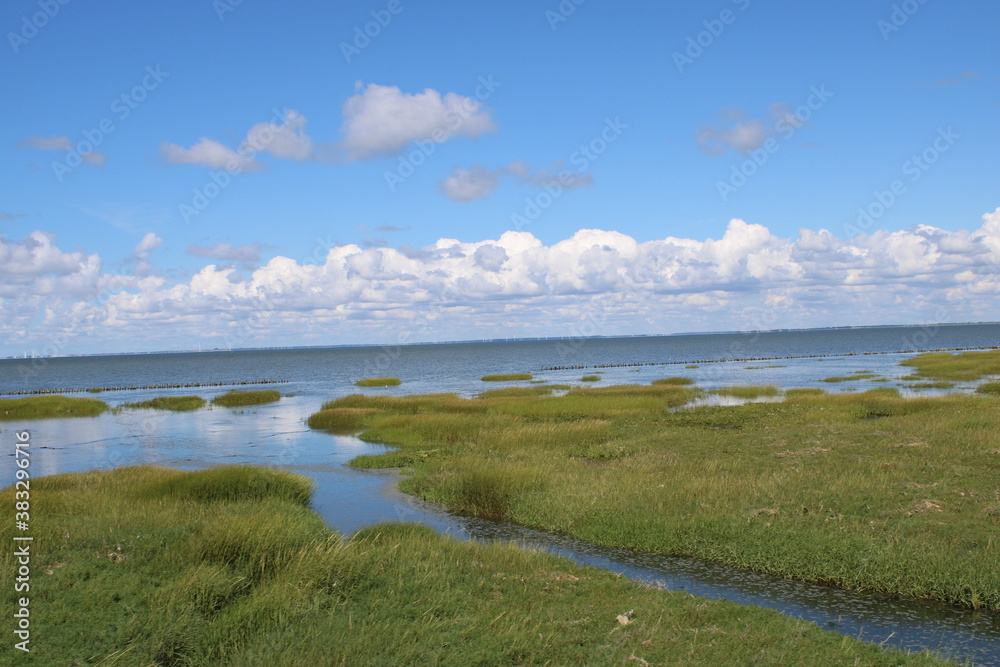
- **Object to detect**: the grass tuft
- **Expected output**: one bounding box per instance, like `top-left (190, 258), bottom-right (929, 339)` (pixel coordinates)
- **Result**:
top-left (481, 373), bottom-right (533, 382)
top-left (120, 395), bottom-right (206, 411)
top-left (211, 390), bottom-right (281, 407)
top-left (710, 385), bottom-right (780, 399)
top-left (785, 388), bottom-right (826, 398)
top-left (306, 408), bottom-right (372, 433)
top-left (580, 375), bottom-right (600, 382)
top-left (976, 382), bottom-right (1000, 396)
top-left (652, 377), bottom-right (695, 386)
top-left (478, 386), bottom-right (555, 399)
top-left (147, 465), bottom-right (314, 506)
top-left (0, 395), bottom-right (108, 420)
top-left (355, 377), bottom-right (402, 387)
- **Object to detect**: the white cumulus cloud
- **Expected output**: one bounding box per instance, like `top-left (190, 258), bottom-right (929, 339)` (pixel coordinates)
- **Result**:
top-left (3, 208), bottom-right (1000, 354)
top-left (339, 83), bottom-right (496, 160)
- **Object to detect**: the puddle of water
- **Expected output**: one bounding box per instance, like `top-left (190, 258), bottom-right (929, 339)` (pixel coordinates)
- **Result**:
top-left (678, 394), bottom-right (784, 409)
top-left (2, 399), bottom-right (998, 666)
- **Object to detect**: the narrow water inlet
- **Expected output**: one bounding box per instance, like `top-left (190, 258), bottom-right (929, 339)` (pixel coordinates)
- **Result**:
top-left (329, 467), bottom-right (1000, 667)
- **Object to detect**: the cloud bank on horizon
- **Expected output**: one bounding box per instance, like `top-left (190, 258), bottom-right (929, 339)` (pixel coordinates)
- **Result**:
top-left (2, 207), bottom-right (998, 356)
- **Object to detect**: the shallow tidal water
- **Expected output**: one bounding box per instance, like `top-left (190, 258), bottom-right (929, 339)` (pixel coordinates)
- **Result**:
top-left (2, 325), bottom-right (1000, 664)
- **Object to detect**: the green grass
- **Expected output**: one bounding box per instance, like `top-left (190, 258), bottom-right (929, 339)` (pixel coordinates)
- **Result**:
top-left (314, 384), bottom-right (1000, 612)
top-left (652, 376), bottom-right (695, 385)
top-left (710, 385), bottom-right (780, 399)
top-left (0, 395), bottom-right (108, 420)
top-left (901, 349), bottom-right (1000, 381)
top-left (580, 375), bottom-right (600, 382)
top-left (823, 372), bottom-right (879, 383)
top-left (481, 373), bottom-right (533, 382)
top-left (785, 388), bottom-right (826, 398)
top-left (0, 466), bottom-right (951, 665)
top-left (355, 377), bottom-right (402, 387)
top-left (904, 382), bottom-right (956, 390)
top-left (306, 407), bottom-right (374, 434)
top-left (684, 364), bottom-right (699, 368)
top-left (478, 386), bottom-right (557, 399)
top-left (210, 390), bottom-right (281, 407)
top-left (976, 382), bottom-right (1000, 396)
top-left (119, 395), bottom-right (206, 411)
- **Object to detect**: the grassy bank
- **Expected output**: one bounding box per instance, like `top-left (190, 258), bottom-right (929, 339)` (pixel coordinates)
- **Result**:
top-left (315, 385), bottom-right (1000, 610)
top-left (355, 377), bottom-right (402, 387)
top-left (482, 373), bottom-right (533, 382)
top-left (211, 389), bottom-right (281, 407)
top-left (710, 384), bottom-right (780, 399)
top-left (0, 466), bottom-right (949, 665)
top-left (119, 395), bottom-right (206, 411)
top-left (901, 349), bottom-right (1000, 381)
top-left (0, 395), bottom-right (108, 420)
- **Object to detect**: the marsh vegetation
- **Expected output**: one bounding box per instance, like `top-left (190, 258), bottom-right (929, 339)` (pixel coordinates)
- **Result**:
top-left (310, 382), bottom-right (1000, 611)
top-left (119, 395), bottom-right (206, 411)
top-left (0, 466), bottom-right (950, 665)
top-left (355, 377), bottom-right (402, 387)
top-left (210, 390), bottom-right (281, 407)
top-left (0, 395), bottom-right (108, 420)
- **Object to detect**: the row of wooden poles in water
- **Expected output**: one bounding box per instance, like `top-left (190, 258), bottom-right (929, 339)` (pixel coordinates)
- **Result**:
top-left (2, 379), bottom-right (289, 397)
top-left (542, 345), bottom-right (999, 371)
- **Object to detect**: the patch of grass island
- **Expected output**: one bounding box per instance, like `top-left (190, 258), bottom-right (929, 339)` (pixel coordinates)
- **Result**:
top-left (355, 377), bottom-right (402, 387)
top-left (901, 349), bottom-right (1000, 382)
top-left (710, 385), bottom-right (780, 399)
top-left (309, 382), bottom-right (1000, 612)
top-left (0, 465), bottom-right (950, 665)
top-left (0, 395), bottom-right (108, 420)
top-left (119, 395), bottom-right (206, 411)
top-left (210, 389), bottom-right (281, 408)
top-left (652, 376), bottom-right (695, 386)
top-left (481, 373), bottom-right (533, 382)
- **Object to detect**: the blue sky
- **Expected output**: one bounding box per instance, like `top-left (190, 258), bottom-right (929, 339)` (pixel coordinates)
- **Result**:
top-left (2, 0), bottom-right (999, 356)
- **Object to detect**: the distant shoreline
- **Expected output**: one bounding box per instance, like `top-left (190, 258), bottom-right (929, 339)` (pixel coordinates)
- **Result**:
top-left (3, 320), bottom-right (998, 361)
